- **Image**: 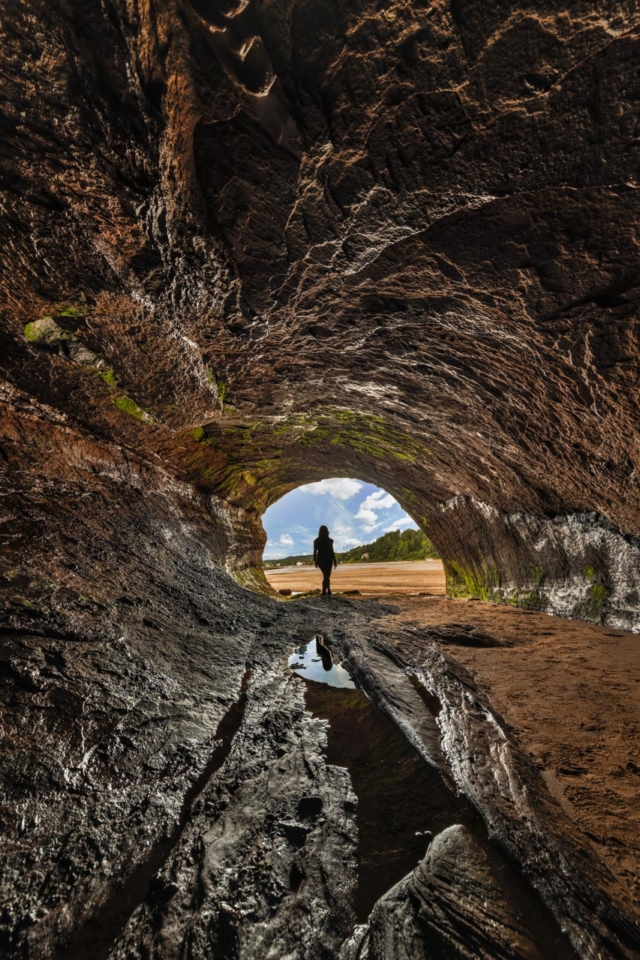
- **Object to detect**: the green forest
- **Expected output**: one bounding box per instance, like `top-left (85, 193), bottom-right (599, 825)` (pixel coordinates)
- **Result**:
top-left (340, 528), bottom-right (439, 562)
top-left (263, 527), bottom-right (439, 568)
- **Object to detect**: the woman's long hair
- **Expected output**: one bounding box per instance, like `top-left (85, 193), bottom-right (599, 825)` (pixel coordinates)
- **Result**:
top-left (318, 525), bottom-right (330, 539)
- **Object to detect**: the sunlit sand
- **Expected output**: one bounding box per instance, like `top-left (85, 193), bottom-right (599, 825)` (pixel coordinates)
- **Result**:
top-left (265, 559), bottom-right (446, 596)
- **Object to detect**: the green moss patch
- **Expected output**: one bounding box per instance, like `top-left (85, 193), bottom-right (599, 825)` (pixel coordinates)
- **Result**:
top-left (590, 583), bottom-right (609, 604)
top-left (24, 301), bottom-right (90, 347)
top-left (445, 560), bottom-right (498, 601)
top-left (101, 368), bottom-right (118, 388)
top-left (530, 564), bottom-right (545, 585)
top-left (574, 581), bottom-right (610, 622)
top-left (24, 316), bottom-right (76, 345)
top-left (230, 565), bottom-right (278, 597)
top-left (113, 396), bottom-right (154, 424)
top-left (295, 409), bottom-right (431, 464)
top-left (182, 407), bottom-right (431, 516)
top-left (512, 589), bottom-right (540, 609)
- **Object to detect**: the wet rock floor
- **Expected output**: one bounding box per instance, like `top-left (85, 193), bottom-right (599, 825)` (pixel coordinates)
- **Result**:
top-left (57, 672), bottom-right (252, 960)
top-left (2, 589), bottom-right (639, 959)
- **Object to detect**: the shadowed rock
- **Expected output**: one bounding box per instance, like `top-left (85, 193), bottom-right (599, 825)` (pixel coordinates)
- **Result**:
top-left (1, 0), bottom-right (640, 625)
top-left (409, 826), bottom-right (541, 960)
top-left (341, 825), bottom-right (542, 960)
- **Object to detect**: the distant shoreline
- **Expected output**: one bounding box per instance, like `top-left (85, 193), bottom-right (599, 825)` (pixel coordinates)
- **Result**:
top-left (263, 527), bottom-right (440, 570)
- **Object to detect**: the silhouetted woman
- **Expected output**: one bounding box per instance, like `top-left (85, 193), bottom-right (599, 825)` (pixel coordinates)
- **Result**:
top-left (314, 525), bottom-right (337, 596)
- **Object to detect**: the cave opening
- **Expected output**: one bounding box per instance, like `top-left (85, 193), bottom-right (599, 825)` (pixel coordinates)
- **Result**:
top-left (257, 475), bottom-right (444, 598)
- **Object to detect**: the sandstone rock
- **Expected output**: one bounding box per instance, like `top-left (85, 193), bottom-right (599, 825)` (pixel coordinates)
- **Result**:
top-left (340, 627), bottom-right (640, 960)
top-left (1, 0), bottom-right (640, 624)
top-left (408, 825), bottom-right (540, 960)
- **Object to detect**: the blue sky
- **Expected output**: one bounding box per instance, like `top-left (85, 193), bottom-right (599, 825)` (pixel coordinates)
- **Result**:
top-left (262, 478), bottom-right (418, 559)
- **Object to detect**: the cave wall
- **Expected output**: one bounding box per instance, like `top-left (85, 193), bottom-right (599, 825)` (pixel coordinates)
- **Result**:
top-left (431, 495), bottom-right (640, 629)
top-left (2, 0), bottom-right (640, 627)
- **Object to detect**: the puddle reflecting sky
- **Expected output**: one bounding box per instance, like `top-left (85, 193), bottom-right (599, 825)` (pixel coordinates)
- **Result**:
top-left (289, 639), bottom-right (355, 689)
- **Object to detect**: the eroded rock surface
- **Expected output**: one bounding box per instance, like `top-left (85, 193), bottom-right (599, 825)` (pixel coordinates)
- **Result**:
top-left (2, 0), bottom-right (640, 621)
top-left (342, 825), bottom-right (542, 960)
top-left (339, 621), bottom-right (640, 960)
top-left (110, 668), bottom-right (358, 960)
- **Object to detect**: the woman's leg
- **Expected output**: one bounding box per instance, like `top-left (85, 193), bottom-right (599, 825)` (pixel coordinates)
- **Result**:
top-left (321, 567), bottom-right (331, 595)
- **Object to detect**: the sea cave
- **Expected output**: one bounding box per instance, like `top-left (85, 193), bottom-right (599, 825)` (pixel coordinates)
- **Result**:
top-left (1, 0), bottom-right (640, 957)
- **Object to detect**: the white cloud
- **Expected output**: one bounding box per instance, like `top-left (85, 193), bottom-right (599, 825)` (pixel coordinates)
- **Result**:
top-left (298, 478), bottom-right (363, 500)
top-left (328, 520), bottom-right (366, 551)
top-left (360, 490), bottom-right (397, 511)
top-left (384, 517), bottom-right (415, 532)
top-left (355, 490), bottom-right (398, 531)
top-left (355, 506), bottom-right (377, 525)
top-left (262, 479), bottom-right (416, 560)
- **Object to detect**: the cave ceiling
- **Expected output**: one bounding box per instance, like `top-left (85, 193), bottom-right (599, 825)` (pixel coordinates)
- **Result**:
top-left (1, 0), bottom-right (640, 533)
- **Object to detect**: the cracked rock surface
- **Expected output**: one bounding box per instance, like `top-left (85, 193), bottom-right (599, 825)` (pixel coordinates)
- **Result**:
top-left (342, 825), bottom-right (543, 960)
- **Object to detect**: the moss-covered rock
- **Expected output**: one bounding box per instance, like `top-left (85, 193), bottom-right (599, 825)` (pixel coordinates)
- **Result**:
top-left (24, 316), bottom-right (76, 346)
top-left (113, 396), bottom-right (154, 424)
top-left (229, 565), bottom-right (279, 597)
top-left (445, 559), bottom-right (499, 601)
top-left (101, 368), bottom-right (118, 387)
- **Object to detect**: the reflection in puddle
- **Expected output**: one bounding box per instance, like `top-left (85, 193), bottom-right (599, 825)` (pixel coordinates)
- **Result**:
top-left (289, 635), bottom-right (355, 689)
top-left (304, 678), bottom-right (483, 921)
top-left (289, 640), bottom-right (578, 957)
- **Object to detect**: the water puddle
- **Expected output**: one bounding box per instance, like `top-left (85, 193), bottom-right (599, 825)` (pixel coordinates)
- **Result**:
top-left (292, 638), bottom-right (577, 958)
top-left (301, 671), bottom-right (482, 922)
top-left (289, 636), bottom-right (355, 688)
top-left (57, 670), bottom-right (250, 960)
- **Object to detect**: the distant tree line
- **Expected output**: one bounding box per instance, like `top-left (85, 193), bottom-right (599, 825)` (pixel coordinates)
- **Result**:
top-left (340, 528), bottom-right (439, 563)
top-left (263, 527), bottom-right (439, 568)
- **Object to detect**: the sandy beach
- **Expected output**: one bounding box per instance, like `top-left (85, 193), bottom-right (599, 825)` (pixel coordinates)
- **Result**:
top-left (264, 559), bottom-right (446, 596)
